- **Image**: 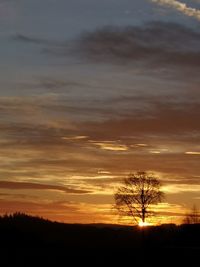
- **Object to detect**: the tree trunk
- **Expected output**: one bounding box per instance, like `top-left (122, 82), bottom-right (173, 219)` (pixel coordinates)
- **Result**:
top-left (142, 207), bottom-right (145, 223)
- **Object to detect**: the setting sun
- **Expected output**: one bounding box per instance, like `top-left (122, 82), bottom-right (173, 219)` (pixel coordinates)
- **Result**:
top-left (138, 221), bottom-right (150, 227)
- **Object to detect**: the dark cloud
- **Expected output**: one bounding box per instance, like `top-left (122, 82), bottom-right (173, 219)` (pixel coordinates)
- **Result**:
top-left (12, 33), bottom-right (73, 57)
top-left (13, 22), bottom-right (200, 71)
top-left (0, 93), bottom-right (200, 140)
top-left (75, 21), bottom-right (200, 69)
top-left (82, 102), bottom-right (200, 136)
top-left (0, 181), bottom-right (90, 194)
top-left (13, 34), bottom-right (47, 45)
top-left (12, 34), bottom-right (64, 47)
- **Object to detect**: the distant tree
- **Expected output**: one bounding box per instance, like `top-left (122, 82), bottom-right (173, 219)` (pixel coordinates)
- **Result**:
top-left (114, 171), bottom-right (164, 225)
top-left (183, 205), bottom-right (200, 224)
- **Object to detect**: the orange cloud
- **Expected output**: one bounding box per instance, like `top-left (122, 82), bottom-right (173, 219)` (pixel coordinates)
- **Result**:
top-left (90, 141), bottom-right (128, 151)
top-left (0, 181), bottom-right (90, 194)
top-left (185, 151), bottom-right (200, 155)
top-left (151, 0), bottom-right (200, 20)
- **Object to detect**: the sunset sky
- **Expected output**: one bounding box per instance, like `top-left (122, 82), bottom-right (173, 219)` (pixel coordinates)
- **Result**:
top-left (0, 0), bottom-right (200, 225)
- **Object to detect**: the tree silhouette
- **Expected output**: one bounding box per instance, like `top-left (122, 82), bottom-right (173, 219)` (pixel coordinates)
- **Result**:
top-left (183, 205), bottom-right (200, 224)
top-left (114, 171), bottom-right (164, 225)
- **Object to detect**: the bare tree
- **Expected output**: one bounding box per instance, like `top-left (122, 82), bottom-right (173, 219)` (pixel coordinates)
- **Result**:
top-left (114, 171), bottom-right (164, 225)
top-left (183, 205), bottom-right (200, 224)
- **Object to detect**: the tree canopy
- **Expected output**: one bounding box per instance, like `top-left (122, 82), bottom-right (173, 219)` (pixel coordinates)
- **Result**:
top-left (114, 171), bottom-right (164, 225)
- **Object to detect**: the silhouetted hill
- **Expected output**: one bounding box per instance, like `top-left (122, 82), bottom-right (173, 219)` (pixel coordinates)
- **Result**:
top-left (0, 213), bottom-right (199, 266)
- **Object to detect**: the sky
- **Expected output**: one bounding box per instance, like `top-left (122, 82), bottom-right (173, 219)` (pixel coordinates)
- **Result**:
top-left (0, 0), bottom-right (200, 225)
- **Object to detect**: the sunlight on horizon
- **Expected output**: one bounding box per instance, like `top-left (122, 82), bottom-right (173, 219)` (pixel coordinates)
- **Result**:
top-left (138, 221), bottom-right (151, 227)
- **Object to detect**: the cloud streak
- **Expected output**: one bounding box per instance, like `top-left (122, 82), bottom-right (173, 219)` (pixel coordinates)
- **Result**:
top-left (0, 181), bottom-right (90, 194)
top-left (151, 0), bottom-right (200, 20)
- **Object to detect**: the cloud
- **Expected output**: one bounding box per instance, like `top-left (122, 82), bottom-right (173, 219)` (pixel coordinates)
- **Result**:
top-left (82, 102), bottom-right (200, 136)
top-left (12, 34), bottom-right (65, 47)
top-left (151, 0), bottom-right (200, 20)
top-left (0, 93), bottom-right (200, 184)
top-left (62, 136), bottom-right (89, 141)
top-left (0, 181), bottom-right (90, 194)
top-left (89, 141), bottom-right (128, 151)
top-left (13, 34), bottom-right (49, 45)
top-left (13, 22), bottom-right (200, 73)
top-left (75, 21), bottom-right (200, 69)
top-left (162, 176), bottom-right (200, 185)
top-left (0, 80), bottom-right (199, 214)
top-left (185, 151), bottom-right (200, 155)
top-left (12, 33), bottom-right (73, 57)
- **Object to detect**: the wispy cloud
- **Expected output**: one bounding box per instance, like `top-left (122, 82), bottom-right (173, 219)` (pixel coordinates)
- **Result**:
top-left (13, 34), bottom-right (50, 45)
top-left (151, 0), bottom-right (200, 20)
top-left (89, 141), bottom-right (128, 151)
top-left (62, 136), bottom-right (88, 141)
top-left (0, 181), bottom-right (90, 194)
top-left (185, 151), bottom-right (200, 155)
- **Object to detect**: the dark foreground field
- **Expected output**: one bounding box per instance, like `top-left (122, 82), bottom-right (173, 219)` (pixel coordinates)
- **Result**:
top-left (0, 213), bottom-right (199, 266)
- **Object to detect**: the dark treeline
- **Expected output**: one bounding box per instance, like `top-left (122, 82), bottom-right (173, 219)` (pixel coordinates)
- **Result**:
top-left (0, 213), bottom-right (199, 266)
top-left (0, 212), bottom-right (199, 249)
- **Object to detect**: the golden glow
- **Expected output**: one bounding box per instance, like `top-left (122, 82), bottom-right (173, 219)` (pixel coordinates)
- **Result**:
top-left (91, 141), bottom-right (128, 151)
top-left (150, 151), bottom-right (161, 154)
top-left (62, 136), bottom-right (88, 141)
top-left (163, 184), bottom-right (200, 193)
top-left (136, 144), bottom-right (148, 147)
top-left (138, 221), bottom-right (150, 227)
top-left (97, 170), bottom-right (111, 174)
top-left (185, 151), bottom-right (200, 155)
